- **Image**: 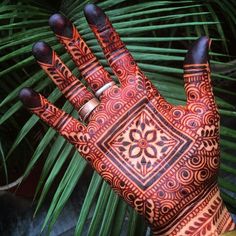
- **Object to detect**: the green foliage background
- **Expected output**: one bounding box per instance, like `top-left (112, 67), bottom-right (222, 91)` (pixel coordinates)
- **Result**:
top-left (0, 0), bottom-right (236, 234)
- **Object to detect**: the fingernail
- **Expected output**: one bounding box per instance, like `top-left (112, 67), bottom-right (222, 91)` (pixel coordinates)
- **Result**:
top-left (184, 36), bottom-right (210, 64)
top-left (84, 4), bottom-right (106, 28)
top-left (19, 88), bottom-right (41, 108)
top-left (32, 41), bottom-right (52, 64)
top-left (49, 13), bottom-right (73, 38)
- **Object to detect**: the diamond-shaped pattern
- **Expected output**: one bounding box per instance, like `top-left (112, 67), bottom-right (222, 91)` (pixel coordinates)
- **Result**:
top-left (97, 98), bottom-right (194, 190)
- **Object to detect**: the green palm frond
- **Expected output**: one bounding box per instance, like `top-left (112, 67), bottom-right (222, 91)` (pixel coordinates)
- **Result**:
top-left (1, 0), bottom-right (236, 234)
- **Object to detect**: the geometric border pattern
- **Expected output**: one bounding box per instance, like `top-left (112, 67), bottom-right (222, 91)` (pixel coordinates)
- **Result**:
top-left (97, 98), bottom-right (194, 190)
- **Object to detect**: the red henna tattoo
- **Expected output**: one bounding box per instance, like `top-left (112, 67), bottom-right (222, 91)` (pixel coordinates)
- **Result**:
top-left (19, 4), bottom-right (236, 235)
top-left (84, 3), bottom-right (161, 100)
top-left (32, 41), bottom-right (94, 111)
top-left (49, 13), bottom-right (113, 92)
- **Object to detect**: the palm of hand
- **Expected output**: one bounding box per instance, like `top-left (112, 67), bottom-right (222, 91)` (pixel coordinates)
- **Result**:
top-left (83, 71), bottom-right (220, 230)
top-left (19, 3), bottom-right (229, 235)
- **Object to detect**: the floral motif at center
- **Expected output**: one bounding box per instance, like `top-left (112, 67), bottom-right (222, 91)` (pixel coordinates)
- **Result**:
top-left (112, 110), bottom-right (177, 176)
top-left (96, 99), bottom-right (194, 190)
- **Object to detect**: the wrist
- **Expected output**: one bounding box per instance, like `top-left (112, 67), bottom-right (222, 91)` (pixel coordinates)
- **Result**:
top-left (152, 185), bottom-right (235, 236)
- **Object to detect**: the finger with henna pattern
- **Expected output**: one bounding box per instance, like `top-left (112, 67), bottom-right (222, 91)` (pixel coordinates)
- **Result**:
top-left (84, 4), bottom-right (147, 88)
top-left (183, 37), bottom-right (217, 111)
top-left (49, 13), bottom-right (114, 93)
top-left (32, 41), bottom-right (94, 111)
top-left (19, 88), bottom-right (88, 146)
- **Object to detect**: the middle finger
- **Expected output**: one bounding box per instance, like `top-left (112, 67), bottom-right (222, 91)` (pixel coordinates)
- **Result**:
top-left (49, 14), bottom-right (115, 94)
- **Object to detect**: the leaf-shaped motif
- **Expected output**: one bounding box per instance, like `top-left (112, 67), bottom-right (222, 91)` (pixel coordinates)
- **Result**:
top-left (141, 156), bottom-right (146, 164)
top-left (118, 146), bottom-right (126, 152)
top-left (157, 141), bottom-right (164, 146)
top-left (136, 162), bottom-right (142, 170)
top-left (129, 145), bottom-right (142, 158)
top-left (145, 130), bottom-right (156, 142)
top-left (144, 145), bottom-right (156, 158)
top-left (161, 146), bottom-right (168, 153)
top-left (122, 141), bottom-right (131, 146)
top-left (160, 136), bottom-right (168, 141)
top-left (129, 129), bottom-right (142, 141)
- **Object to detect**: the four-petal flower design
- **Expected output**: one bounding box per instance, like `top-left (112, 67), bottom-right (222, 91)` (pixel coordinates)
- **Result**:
top-left (111, 111), bottom-right (177, 176)
top-left (128, 129), bottom-right (157, 159)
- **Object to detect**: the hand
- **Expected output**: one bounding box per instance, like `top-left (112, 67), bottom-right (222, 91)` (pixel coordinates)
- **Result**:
top-left (19, 4), bottom-right (235, 235)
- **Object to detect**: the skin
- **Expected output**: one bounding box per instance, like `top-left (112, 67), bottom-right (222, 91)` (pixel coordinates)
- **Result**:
top-left (19, 4), bottom-right (236, 235)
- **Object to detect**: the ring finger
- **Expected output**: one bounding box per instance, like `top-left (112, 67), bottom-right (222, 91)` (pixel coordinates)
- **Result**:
top-left (32, 41), bottom-right (99, 122)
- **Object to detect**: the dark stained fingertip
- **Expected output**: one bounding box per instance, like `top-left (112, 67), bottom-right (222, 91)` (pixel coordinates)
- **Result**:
top-left (19, 88), bottom-right (41, 108)
top-left (49, 13), bottom-right (73, 38)
top-left (84, 4), bottom-right (106, 27)
top-left (184, 36), bottom-right (210, 65)
top-left (32, 41), bottom-right (52, 64)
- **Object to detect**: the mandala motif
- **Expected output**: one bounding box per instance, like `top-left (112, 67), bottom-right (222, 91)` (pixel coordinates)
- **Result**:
top-left (96, 98), bottom-right (194, 190)
top-left (112, 111), bottom-right (177, 176)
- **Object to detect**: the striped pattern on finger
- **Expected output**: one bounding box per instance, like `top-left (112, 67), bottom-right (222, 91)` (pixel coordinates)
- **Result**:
top-left (32, 41), bottom-right (94, 111)
top-left (49, 14), bottom-right (113, 93)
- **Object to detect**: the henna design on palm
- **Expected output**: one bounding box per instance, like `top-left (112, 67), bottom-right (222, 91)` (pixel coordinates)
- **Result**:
top-left (19, 4), bottom-right (235, 235)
